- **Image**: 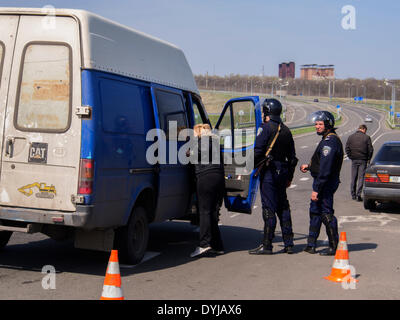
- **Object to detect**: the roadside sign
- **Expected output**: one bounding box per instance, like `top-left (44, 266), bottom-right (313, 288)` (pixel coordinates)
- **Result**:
top-left (396, 113), bottom-right (400, 118)
top-left (336, 105), bottom-right (340, 109)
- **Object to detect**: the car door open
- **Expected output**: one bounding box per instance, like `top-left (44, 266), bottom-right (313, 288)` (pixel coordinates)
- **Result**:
top-left (215, 96), bottom-right (262, 214)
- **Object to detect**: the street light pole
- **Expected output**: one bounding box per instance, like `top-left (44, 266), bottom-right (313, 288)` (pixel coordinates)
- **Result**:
top-left (384, 79), bottom-right (396, 124)
top-left (361, 85), bottom-right (366, 104)
top-left (379, 84), bottom-right (386, 103)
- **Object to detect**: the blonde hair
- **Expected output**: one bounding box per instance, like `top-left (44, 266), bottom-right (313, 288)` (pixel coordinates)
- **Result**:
top-left (194, 123), bottom-right (211, 137)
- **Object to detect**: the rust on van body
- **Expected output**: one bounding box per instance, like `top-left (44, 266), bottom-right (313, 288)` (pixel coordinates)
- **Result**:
top-left (20, 80), bottom-right (69, 102)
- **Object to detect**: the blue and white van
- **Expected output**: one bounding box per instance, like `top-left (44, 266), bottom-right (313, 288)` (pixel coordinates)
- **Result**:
top-left (0, 7), bottom-right (262, 263)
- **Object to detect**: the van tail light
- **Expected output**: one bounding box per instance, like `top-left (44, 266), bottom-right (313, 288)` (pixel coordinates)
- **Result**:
top-left (365, 173), bottom-right (378, 183)
top-left (78, 159), bottom-right (94, 194)
top-left (377, 173), bottom-right (389, 183)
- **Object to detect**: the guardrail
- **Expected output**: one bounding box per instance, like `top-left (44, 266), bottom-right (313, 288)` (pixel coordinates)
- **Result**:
top-left (287, 123), bottom-right (313, 130)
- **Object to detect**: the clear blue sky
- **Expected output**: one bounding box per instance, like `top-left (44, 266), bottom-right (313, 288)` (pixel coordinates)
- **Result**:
top-left (1, 0), bottom-right (398, 79)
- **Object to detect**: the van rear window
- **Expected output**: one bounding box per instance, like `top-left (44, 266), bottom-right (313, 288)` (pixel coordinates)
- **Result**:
top-left (15, 43), bottom-right (71, 132)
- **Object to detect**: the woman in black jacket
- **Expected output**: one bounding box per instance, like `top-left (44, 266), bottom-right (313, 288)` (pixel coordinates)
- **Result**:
top-left (190, 124), bottom-right (225, 258)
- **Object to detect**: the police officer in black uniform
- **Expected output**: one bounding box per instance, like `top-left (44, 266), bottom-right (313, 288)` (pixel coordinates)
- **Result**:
top-left (249, 99), bottom-right (298, 255)
top-left (300, 111), bottom-right (343, 256)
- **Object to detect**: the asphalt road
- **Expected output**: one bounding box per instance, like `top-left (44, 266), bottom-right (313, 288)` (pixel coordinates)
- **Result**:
top-left (0, 100), bottom-right (399, 300)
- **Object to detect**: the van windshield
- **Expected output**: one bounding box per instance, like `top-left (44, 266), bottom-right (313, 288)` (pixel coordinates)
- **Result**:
top-left (374, 145), bottom-right (400, 163)
top-left (15, 44), bottom-right (71, 132)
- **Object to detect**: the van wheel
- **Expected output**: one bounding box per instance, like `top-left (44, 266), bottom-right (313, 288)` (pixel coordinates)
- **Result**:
top-left (364, 198), bottom-right (376, 210)
top-left (116, 207), bottom-right (149, 265)
top-left (0, 231), bottom-right (12, 250)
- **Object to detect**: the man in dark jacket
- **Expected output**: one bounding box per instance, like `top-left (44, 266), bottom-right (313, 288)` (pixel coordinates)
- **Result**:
top-left (345, 124), bottom-right (373, 201)
top-left (249, 98), bottom-right (297, 255)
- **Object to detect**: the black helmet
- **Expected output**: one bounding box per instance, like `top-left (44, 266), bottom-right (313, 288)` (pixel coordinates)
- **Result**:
top-left (308, 110), bottom-right (335, 129)
top-left (262, 98), bottom-right (282, 121)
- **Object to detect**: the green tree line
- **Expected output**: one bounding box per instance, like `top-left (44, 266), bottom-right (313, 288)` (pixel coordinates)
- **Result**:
top-left (194, 74), bottom-right (400, 101)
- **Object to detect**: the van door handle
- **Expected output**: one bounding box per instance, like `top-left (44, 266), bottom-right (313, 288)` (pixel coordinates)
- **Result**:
top-left (5, 138), bottom-right (14, 158)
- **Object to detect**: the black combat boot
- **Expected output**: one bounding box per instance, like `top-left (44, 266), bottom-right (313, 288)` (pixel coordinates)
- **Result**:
top-left (284, 246), bottom-right (294, 254)
top-left (248, 244), bottom-right (273, 255)
top-left (249, 209), bottom-right (275, 255)
top-left (319, 236), bottom-right (338, 256)
top-left (319, 246), bottom-right (336, 256)
top-left (303, 246), bottom-right (316, 254)
top-left (320, 214), bottom-right (338, 256)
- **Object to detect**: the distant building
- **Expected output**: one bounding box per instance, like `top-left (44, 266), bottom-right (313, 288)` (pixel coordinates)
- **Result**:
top-left (300, 64), bottom-right (334, 80)
top-left (279, 62), bottom-right (295, 79)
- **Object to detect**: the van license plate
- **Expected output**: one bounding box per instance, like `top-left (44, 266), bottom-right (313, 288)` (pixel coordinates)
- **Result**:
top-left (389, 176), bottom-right (400, 183)
top-left (28, 143), bottom-right (48, 164)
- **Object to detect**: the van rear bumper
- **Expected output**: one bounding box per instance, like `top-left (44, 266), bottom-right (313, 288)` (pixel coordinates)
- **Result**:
top-left (0, 205), bottom-right (94, 229)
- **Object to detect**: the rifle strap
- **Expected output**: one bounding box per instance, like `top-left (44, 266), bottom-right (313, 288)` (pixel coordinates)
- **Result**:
top-left (265, 123), bottom-right (281, 158)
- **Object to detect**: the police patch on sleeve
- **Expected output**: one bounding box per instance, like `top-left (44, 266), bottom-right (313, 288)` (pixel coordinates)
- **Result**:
top-left (257, 127), bottom-right (263, 136)
top-left (322, 146), bottom-right (331, 157)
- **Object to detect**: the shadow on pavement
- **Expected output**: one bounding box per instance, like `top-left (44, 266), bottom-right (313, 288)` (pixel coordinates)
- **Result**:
top-left (0, 220), bottom-right (374, 277)
top-left (369, 202), bottom-right (400, 214)
top-left (347, 242), bottom-right (378, 252)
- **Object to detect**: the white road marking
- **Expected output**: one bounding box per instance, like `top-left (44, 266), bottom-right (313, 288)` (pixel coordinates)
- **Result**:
top-left (370, 113), bottom-right (382, 139)
top-left (338, 214), bottom-right (398, 228)
top-left (299, 177), bottom-right (310, 181)
top-left (120, 251), bottom-right (161, 268)
top-left (230, 213), bottom-right (240, 218)
top-left (289, 184), bottom-right (297, 189)
top-left (372, 131), bottom-right (395, 146)
top-left (301, 146), bottom-right (308, 149)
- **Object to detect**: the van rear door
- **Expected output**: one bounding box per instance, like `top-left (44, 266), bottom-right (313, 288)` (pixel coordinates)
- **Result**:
top-left (0, 15), bottom-right (81, 211)
top-left (214, 96), bottom-right (262, 214)
top-left (0, 15), bottom-right (19, 180)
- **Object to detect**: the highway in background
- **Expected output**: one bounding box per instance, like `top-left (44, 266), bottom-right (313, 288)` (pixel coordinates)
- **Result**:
top-left (0, 99), bottom-right (399, 300)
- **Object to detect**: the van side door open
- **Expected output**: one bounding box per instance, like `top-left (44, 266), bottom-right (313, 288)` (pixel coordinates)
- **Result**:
top-left (150, 86), bottom-right (192, 221)
top-left (0, 15), bottom-right (81, 211)
top-left (215, 96), bottom-right (262, 214)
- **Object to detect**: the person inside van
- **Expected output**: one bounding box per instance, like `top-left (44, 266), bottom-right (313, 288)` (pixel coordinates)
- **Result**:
top-left (190, 124), bottom-right (225, 257)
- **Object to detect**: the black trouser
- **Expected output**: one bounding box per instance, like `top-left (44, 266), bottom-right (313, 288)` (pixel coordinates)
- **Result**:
top-left (196, 171), bottom-right (225, 250)
top-left (308, 178), bottom-right (339, 248)
top-left (259, 162), bottom-right (294, 249)
top-left (351, 159), bottom-right (367, 198)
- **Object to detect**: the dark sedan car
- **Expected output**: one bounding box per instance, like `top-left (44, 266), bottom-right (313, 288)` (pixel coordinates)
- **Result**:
top-left (363, 141), bottom-right (400, 210)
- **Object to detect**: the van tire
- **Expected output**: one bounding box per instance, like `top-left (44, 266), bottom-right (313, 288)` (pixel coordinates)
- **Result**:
top-left (116, 207), bottom-right (149, 265)
top-left (0, 231), bottom-right (12, 250)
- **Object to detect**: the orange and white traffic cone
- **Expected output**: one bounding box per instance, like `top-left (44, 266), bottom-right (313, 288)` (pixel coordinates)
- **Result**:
top-left (100, 250), bottom-right (124, 300)
top-left (324, 232), bottom-right (358, 283)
